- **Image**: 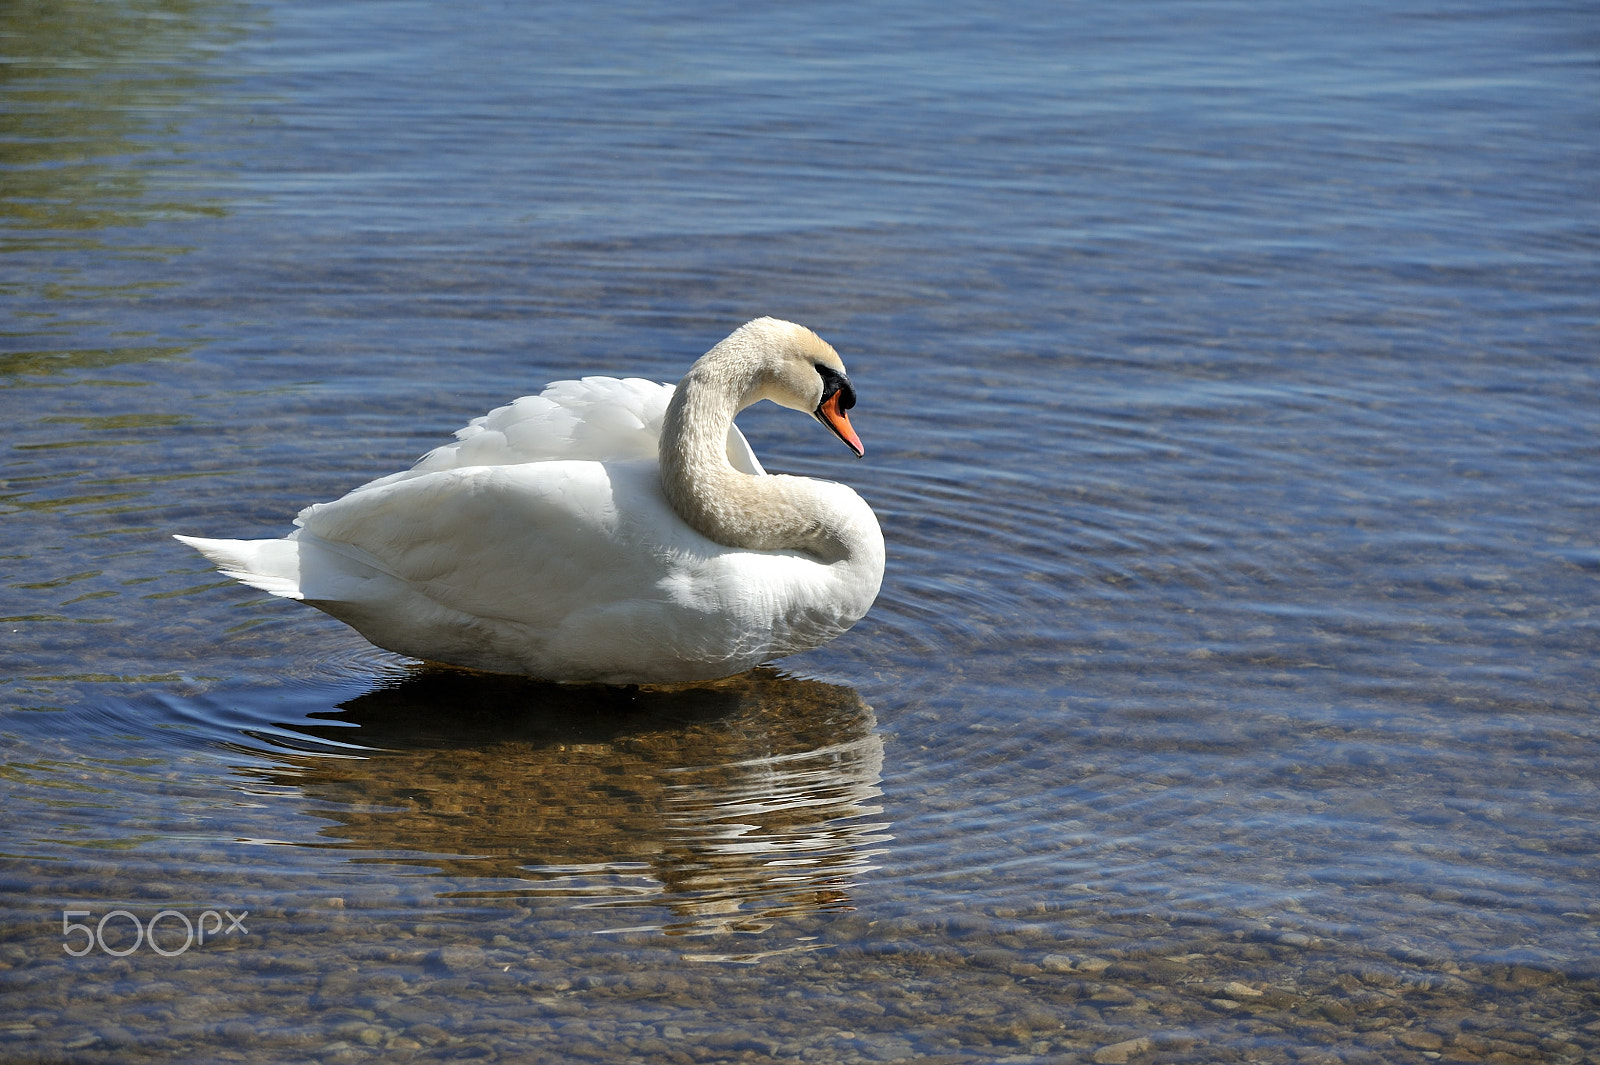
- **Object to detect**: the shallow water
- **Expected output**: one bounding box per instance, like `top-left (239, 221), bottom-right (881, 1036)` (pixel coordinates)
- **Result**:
top-left (4, 0), bottom-right (1598, 1062)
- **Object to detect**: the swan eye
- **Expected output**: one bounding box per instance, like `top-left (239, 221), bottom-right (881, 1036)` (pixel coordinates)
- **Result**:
top-left (815, 364), bottom-right (855, 411)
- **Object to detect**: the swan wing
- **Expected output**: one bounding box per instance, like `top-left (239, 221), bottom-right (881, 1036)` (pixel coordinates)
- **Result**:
top-left (351, 377), bottom-right (762, 496)
top-left (290, 460), bottom-right (706, 678)
top-left (285, 459), bottom-right (866, 682)
top-left (297, 460), bottom-right (634, 621)
top-left (425, 377), bottom-right (669, 467)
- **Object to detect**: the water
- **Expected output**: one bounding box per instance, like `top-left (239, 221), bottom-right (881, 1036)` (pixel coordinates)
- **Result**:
top-left (4, 0), bottom-right (1598, 1060)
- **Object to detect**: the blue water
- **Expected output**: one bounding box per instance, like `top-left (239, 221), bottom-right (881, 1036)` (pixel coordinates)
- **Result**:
top-left (4, 1), bottom-right (1598, 1061)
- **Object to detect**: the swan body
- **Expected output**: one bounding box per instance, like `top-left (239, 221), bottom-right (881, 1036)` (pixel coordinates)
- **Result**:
top-left (176, 318), bottom-right (884, 684)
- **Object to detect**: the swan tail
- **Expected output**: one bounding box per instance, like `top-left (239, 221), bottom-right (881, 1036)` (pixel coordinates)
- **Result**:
top-left (173, 534), bottom-right (306, 600)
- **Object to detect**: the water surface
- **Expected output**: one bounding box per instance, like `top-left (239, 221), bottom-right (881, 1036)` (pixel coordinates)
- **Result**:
top-left (3, 1), bottom-right (1598, 1062)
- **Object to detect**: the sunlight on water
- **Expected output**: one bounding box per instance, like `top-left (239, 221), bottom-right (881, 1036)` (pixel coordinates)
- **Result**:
top-left (2, 0), bottom-right (1597, 1061)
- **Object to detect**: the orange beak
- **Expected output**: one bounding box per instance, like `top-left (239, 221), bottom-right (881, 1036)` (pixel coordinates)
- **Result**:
top-left (817, 389), bottom-right (864, 457)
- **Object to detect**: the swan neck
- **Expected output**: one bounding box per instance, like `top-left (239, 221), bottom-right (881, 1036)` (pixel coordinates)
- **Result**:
top-left (659, 360), bottom-right (847, 558)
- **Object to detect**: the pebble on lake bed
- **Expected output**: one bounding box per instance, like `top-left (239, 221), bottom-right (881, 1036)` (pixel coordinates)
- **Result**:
top-left (1093, 1035), bottom-right (1151, 1064)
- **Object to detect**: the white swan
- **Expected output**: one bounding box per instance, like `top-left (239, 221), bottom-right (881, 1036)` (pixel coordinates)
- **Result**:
top-left (176, 318), bottom-right (885, 684)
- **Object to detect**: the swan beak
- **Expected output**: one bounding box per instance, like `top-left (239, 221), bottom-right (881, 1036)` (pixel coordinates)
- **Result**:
top-left (816, 390), bottom-right (864, 457)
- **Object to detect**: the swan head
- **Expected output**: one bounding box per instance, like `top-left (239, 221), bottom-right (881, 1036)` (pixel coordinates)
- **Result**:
top-left (721, 317), bottom-right (864, 457)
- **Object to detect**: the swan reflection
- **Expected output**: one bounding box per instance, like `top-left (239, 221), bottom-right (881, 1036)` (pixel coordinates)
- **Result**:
top-left (253, 668), bottom-right (888, 934)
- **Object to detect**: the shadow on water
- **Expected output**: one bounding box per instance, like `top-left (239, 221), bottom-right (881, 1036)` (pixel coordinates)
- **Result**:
top-left (242, 667), bottom-right (891, 936)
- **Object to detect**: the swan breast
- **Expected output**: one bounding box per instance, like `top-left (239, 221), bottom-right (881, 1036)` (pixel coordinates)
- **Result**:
top-left (292, 458), bottom-right (875, 683)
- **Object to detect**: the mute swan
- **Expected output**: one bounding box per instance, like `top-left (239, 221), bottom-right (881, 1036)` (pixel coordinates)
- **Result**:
top-left (176, 318), bottom-right (885, 684)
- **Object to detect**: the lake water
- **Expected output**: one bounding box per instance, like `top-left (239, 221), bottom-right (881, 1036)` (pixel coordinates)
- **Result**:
top-left (3, 0), bottom-right (1598, 1061)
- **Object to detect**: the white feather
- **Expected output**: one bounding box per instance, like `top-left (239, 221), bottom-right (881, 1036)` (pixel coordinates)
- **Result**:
top-left (176, 320), bottom-right (881, 684)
